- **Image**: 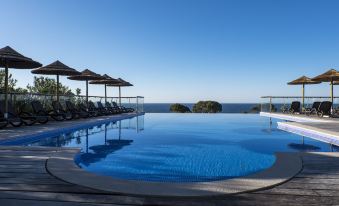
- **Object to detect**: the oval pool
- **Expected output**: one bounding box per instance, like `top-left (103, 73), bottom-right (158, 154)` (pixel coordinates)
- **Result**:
top-left (17, 114), bottom-right (337, 182)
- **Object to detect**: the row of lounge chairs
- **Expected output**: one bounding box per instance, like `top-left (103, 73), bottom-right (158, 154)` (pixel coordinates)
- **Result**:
top-left (282, 101), bottom-right (333, 117)
top-left (0, 100), bottom-right (135, 129)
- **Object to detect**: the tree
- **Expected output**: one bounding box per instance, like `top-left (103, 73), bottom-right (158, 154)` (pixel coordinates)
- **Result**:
top-left (76, 88), bottom-right (81, 96)
top-left (0, 69), bottom-right (18, 92)
top-left (170, 103), bottom-right (191, 113)
top-left (0, 69), bottom-right (29, 93)
top-left (27, 76), bottom-right (74, 95)
top-left (192, 101), bottom-right (222, 113)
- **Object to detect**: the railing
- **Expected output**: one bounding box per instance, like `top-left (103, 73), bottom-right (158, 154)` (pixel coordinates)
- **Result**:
top-left (261, 96), bottom-right (338, 113)
top-left (0, 92), bottom-right (144, 113)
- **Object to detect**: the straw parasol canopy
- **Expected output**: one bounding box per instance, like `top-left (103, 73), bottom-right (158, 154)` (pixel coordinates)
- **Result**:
top-left (312, 69), bottom-right (339, 104)
top-left (89, 74), bottom-right (120, 102)
top-left (107, 78), bottom-right (133, 106)
top-left (31, 60), bottom-right (80, 102)
top-left (0, 46), bottom-right (42, 118)
top-left (287, 76), bottom-right (321, 85)
top-left (68, 69), bottom-right (104, 105)
top-left (287, 76), bottom-right (321, 109)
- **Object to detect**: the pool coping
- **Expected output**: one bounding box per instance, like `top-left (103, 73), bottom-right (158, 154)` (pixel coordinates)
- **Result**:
top-left (277, 121), bottom-right (339, 146)
top-left (260, 112), bottom-right (335, 123)
top-left (47, 149), bottom-right (302, 197)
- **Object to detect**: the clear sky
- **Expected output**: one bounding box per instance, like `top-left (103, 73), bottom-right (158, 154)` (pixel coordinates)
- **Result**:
top-left (1, 0), bottom-right (339, 103)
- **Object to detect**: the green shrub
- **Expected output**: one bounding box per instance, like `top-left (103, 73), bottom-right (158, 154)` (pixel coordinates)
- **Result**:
top-left (170, 103), bottom-right (191, 113)
top-left (192, 101), bottom-right (222, 113)
top-left (249, 104), bottom-right (261, 113)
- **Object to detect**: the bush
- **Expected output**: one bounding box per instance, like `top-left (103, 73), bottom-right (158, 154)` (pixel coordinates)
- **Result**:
top-left (248, 104), bottom-right (277, 113)
top-left (170, 103), bottom-right (191, 113)
top-left (249, 104), bottom-right (261, 113)
top-left (192, 101), bottom-right (222, 113)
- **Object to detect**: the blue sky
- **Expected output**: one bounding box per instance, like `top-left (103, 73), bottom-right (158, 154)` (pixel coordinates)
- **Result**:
top-left (1, 0), bottom-right (339, 103)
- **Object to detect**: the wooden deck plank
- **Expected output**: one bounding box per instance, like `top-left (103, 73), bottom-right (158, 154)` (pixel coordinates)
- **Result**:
top-left (0, 191), bottom-right (145, 205)
top-left (0, 199), bottom-right (126, 206)
top-left (287, 177), bottom-right (339, 184)
top-left (0, 173), bottom-right (53, 180)
top-left (0, 168), bottom-right (47, 173)
top-left (0, 178), bottom-right (70, 185)
top-left (0, 183), bottom-right (105, 193)
top-left (0, 163), bottom-right (46, 168)
top-left (276, 182), bottom-right (339, 190)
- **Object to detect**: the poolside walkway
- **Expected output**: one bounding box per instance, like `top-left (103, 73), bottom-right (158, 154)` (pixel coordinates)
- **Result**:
top-left (0, 146), bottom-right (339, 205)
top-left (260, 111), bottom-right (339, 123)
top-left (260, 112), bottom-right (339, 146)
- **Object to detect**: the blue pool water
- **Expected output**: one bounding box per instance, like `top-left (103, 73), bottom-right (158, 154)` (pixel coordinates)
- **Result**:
top-left (4, 114), bottom-right (338, 182)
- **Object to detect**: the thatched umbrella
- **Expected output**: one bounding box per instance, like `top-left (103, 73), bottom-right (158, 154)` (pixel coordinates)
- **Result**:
top-left (288, 76), bottom-right (320, 109)
top-left (107, 78), bottom-right (133, 106)
top-left (31, 60), bottom-right (80, 102)
top-left (89, 74), bottom-right (120, 103)
top-left (312, 69), bottom-right (339, 104)
top-left (68, 69), bottom-right (103, 106)
top-left (0, 46), bottom-right (42, 118)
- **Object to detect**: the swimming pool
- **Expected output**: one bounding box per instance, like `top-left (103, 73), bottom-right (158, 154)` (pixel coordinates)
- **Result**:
top-left (5, 114), bottom-right (337, 182)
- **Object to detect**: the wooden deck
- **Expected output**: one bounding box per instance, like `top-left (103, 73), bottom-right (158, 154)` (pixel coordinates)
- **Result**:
top-left (0, 147), bottom-right (339, 205)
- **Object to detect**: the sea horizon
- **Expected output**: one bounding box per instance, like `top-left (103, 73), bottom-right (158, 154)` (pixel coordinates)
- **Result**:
top-left (143, 103), bottom-right (263, 113)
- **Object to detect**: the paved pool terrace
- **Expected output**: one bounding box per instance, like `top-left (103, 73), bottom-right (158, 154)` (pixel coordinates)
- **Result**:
top-left (260, 112), bottom-right (339, 146)
top-left (0, 113), bottom-right (339, 205)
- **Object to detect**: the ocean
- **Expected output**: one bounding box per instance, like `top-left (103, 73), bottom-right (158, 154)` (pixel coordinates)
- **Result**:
top-left (143, 103), bottom-right (261, 113)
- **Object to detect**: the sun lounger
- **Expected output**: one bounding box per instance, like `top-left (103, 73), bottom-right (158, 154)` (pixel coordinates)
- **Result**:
top-left (31, 100), bottom-right (61, 121)
top-left (105, 102), bottom-right (121, 114)
top-left (52, 101), bottom-right (73, 120)
top-left (78, 102), bottom-right (98, 117)
top-left (97, 102), bottom-right (113, 115)
top-left (89, 101), bottom-right (108, 116)
top-left (105, 102), bottom-right (120, 114)
top-left (0, 100), bottom-right (37, 127)
top-left (0, 116), bottom-right (7, 129)
top-left (282, 101), bottom-right (300, 114)
top-left (65, 101), bottom-right (89, 118)
top-left (0, 101), bottom-right (23, 127)
top-left (112, 101), bottom-right (134, 113)
top-left (317, 101), bottom-right (332, 117)
top-left (305, 101), bottom-right (321, 116)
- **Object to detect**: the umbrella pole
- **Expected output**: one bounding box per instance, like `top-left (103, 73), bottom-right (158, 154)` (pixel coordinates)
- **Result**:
top-left (104, 84), bottom-right (107, 103)
top-left (302, 83), bottom-right (305, 111)
top-left (119, 86), bottom-right (121, 107)
top-left (4, 64), bottom-right (8, 119)
top-left (119, 121), bottom-right (121, 140)
top-left (86, 80), bottom-right (89, 107)
top-left (86, 129), bottom-right (89, 153)
top-left (331, 80), bottom-right (334, 104)
top-left (56, 74), bottom-right (59, 102)
top-left (104, 125), bottom-right (107, 145)
top-left (331, 80), bottom-right (334, 113)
